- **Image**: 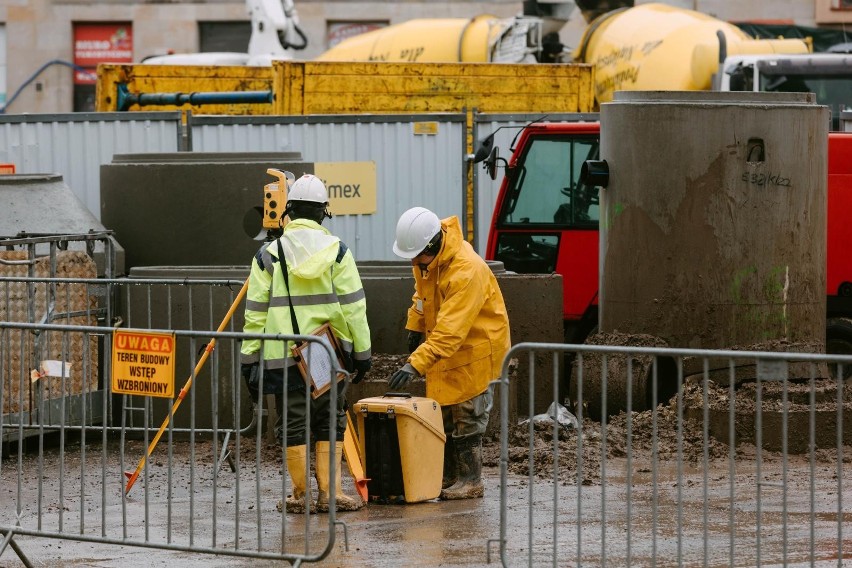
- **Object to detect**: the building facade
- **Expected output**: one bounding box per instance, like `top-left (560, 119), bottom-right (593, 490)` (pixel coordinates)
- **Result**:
top-left (0, 0), bottom-right (849, 114)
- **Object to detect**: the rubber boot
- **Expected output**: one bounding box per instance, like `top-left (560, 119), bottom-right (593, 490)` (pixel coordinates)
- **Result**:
top-left (442, 437), bottom-right (457, 490)
top-left (439, 435), bottom-right (484, 500)
top-left (315, 440), bottom-right (364, 512)
top-left (276, 445), bottom-right (314, 513)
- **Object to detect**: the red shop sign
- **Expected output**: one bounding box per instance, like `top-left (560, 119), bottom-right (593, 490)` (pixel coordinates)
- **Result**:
top-left (74, 23), bottom-right (133, 67)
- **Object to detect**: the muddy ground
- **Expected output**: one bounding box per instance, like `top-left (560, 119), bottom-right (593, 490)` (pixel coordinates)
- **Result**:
top-left (367, 353), bottom-right (851, 486)
top-left (1, 353), bottom-right (851, 567)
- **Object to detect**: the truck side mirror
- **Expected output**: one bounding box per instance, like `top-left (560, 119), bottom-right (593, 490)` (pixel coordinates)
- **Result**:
top-left (581, 160), bottom-right (609, 188)
top-left (473, 133), bottom-right (495, 164)
top-left (485, 146), bottom-right (500, 181)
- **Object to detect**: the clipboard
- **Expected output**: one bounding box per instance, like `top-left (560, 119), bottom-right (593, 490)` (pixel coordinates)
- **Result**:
top-left (291, 322), bottom-right (347, 399)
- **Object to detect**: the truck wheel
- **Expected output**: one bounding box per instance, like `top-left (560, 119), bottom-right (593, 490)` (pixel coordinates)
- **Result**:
top-left (826, 317), bottom-right (852, 379)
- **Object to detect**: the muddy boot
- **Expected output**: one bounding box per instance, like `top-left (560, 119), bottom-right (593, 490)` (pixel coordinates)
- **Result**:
top-left (277, 445), bottom-right (314, 513)
top-left (440, 435), bottom-right (484, 500)
top-left (315, 440), bottom-right (364, 512)
top-left (442, 437), bottom-right (457, 490)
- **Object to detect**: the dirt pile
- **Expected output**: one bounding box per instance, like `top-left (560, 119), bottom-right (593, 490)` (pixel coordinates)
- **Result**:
top-left (367, 354), bottom-right (852, 486)
top-left (482, 378), bottom-right (852, 486)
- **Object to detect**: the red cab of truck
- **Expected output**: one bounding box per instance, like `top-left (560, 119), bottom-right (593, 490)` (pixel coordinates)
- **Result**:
top-left (485, 122), bottom-right (852, 356)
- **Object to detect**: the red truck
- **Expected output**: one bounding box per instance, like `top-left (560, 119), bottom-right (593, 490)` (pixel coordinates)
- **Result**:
top-left (480, 121), bottom-right (852, 377)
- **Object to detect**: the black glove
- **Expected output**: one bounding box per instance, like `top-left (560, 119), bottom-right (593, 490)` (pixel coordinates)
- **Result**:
top-left (352, 358), bottom-right (372, 384)
top-left (241, 363), bottom-right (259, 387)
top-left (407, 331), bottom-right (424, 354)
top-left (341, 350), bottom-right (355, 373)
top-left (241, 363), bottom-right (260, 402)
top-left (389, 363), bottom-right (420, 390)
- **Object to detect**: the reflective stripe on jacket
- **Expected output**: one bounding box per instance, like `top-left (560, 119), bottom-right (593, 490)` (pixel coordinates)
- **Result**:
top-left (241, 218), bottom-right (371, 368)
top-left (407, 216), bottom-right (511, 406)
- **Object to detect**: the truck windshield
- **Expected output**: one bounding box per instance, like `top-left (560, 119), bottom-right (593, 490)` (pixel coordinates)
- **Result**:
top-left (760, 75), bottom-right (852, 130)
top-left (498, 136), bottom-right (600, 227)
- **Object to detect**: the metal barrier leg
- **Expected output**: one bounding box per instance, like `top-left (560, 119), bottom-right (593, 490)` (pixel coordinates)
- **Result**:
top-left (216, 402), bottom-right (264, 473)
top-left (0, 529), bottom-right (34, 568)
top-left (217, 430), bottom-right (237, 472)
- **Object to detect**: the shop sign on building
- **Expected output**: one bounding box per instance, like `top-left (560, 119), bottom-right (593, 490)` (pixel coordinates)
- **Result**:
top-left (73, 23), bottom-right (133, 85)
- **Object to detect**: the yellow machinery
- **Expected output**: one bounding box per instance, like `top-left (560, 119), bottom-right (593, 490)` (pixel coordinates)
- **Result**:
top-left (97, 4), bottom-right (810, 115)
top-left (315, 15), bottom-right (505, 63)
top-left (574, 3), bottom-right (810, 103)
top-left (96, 60), bottom-right (593, 115)
top-left (313, 2), bottom-right (811, 105)
top-left (271, 60), bottom-right (593, 115)
top-left (95, 64), bottom-right (274, 115)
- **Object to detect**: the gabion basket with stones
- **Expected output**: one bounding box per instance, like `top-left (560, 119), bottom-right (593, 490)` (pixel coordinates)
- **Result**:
top-left (1, 250), bottom-right (99, 415)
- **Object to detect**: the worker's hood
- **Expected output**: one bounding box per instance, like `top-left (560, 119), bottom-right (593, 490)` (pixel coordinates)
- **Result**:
top-left (277, 218), bottom-right (340, 279)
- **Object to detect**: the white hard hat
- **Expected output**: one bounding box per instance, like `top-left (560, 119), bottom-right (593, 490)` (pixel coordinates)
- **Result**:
top-left (392, 207), bottom-right (442, 259)
top-left (289, 174), bottom-right (329, 204)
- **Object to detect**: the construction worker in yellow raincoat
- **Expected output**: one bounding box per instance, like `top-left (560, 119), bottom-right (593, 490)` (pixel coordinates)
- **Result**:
top-left (389, 207), bottom-right (511, 499)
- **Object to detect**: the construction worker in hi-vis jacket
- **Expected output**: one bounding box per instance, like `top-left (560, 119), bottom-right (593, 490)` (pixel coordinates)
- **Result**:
top-left (241, 174), bottom-right (371, 513)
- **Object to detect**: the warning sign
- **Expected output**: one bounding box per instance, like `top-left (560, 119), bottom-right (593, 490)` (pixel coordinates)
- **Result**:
top-left (112, 330), bottom-right (175, 398)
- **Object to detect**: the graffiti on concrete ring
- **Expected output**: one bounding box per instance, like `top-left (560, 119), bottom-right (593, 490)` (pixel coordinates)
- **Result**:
top-left (741, 172), bottom-right (792, 188)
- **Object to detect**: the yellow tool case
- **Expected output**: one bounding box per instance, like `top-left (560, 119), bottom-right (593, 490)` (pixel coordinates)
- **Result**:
top-left (354, 393), bottom-right (446, 503)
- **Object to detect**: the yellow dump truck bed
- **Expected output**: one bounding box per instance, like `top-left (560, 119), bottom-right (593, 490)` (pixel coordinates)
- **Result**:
top-left (97, 61), bottom-right (595, 115)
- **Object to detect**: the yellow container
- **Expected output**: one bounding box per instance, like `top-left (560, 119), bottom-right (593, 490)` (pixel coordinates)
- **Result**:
top-left (95, 63), bottom-right (274, 114)
top-left (354, 394), bottom-right (445, 503)
top-left (273, 60), bottom-right (595, 115)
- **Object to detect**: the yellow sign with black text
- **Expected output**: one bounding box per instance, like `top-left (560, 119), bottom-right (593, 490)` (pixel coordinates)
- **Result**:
top-left (111, 330), bottom-right (175, 398)
top-left (315, 161), bottom-right (376, 216)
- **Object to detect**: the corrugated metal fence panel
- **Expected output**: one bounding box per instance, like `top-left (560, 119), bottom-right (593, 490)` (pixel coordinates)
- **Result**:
top-left (0, 112), bottom-right (182, 219)
top-left (0, 112), bottom-right (606, 259)
top-left (473, 113), bottom-right (600, 255)
top-left (190, 114), bottom-right (466, 261)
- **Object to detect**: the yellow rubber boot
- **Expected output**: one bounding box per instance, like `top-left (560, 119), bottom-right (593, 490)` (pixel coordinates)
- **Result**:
top-left (315, 441), bottom-right (364, 512)
top-left (277, 445), bottom-right (314, 513)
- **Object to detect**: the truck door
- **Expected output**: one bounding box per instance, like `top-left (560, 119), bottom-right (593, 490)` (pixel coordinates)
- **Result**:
top-left (487, 131), bottom-right (601, 323)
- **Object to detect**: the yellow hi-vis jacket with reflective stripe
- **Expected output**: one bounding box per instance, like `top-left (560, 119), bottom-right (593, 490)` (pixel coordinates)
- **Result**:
top-left (406, 216), bottom-right (511, 406)
top-left (241, 218), bottom-right (371, 369)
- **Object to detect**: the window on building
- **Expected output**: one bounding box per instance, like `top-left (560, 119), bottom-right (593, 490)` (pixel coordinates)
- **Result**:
top-left (832, 0), bottom-right (852, 9)
top-left (199, 22), bottom-right (251, 53)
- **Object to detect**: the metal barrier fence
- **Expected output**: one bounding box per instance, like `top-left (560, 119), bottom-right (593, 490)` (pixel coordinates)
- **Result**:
top-left (0, 271), bottom-right (253, 435)
top-left (0, 320), bottom-right (350, 566)
top-left (489, 342), bottom-right (851, 567)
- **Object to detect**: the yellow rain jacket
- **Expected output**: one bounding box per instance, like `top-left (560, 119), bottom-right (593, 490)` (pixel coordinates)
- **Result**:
top-left (406, 216), bottom-right (511, 406)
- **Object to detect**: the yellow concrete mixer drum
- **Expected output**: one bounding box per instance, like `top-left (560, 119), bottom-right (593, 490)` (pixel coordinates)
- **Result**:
top-left (574, 2), bottom-right (809, 103)
top-left (316, 15), bottom-right (505, 63)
